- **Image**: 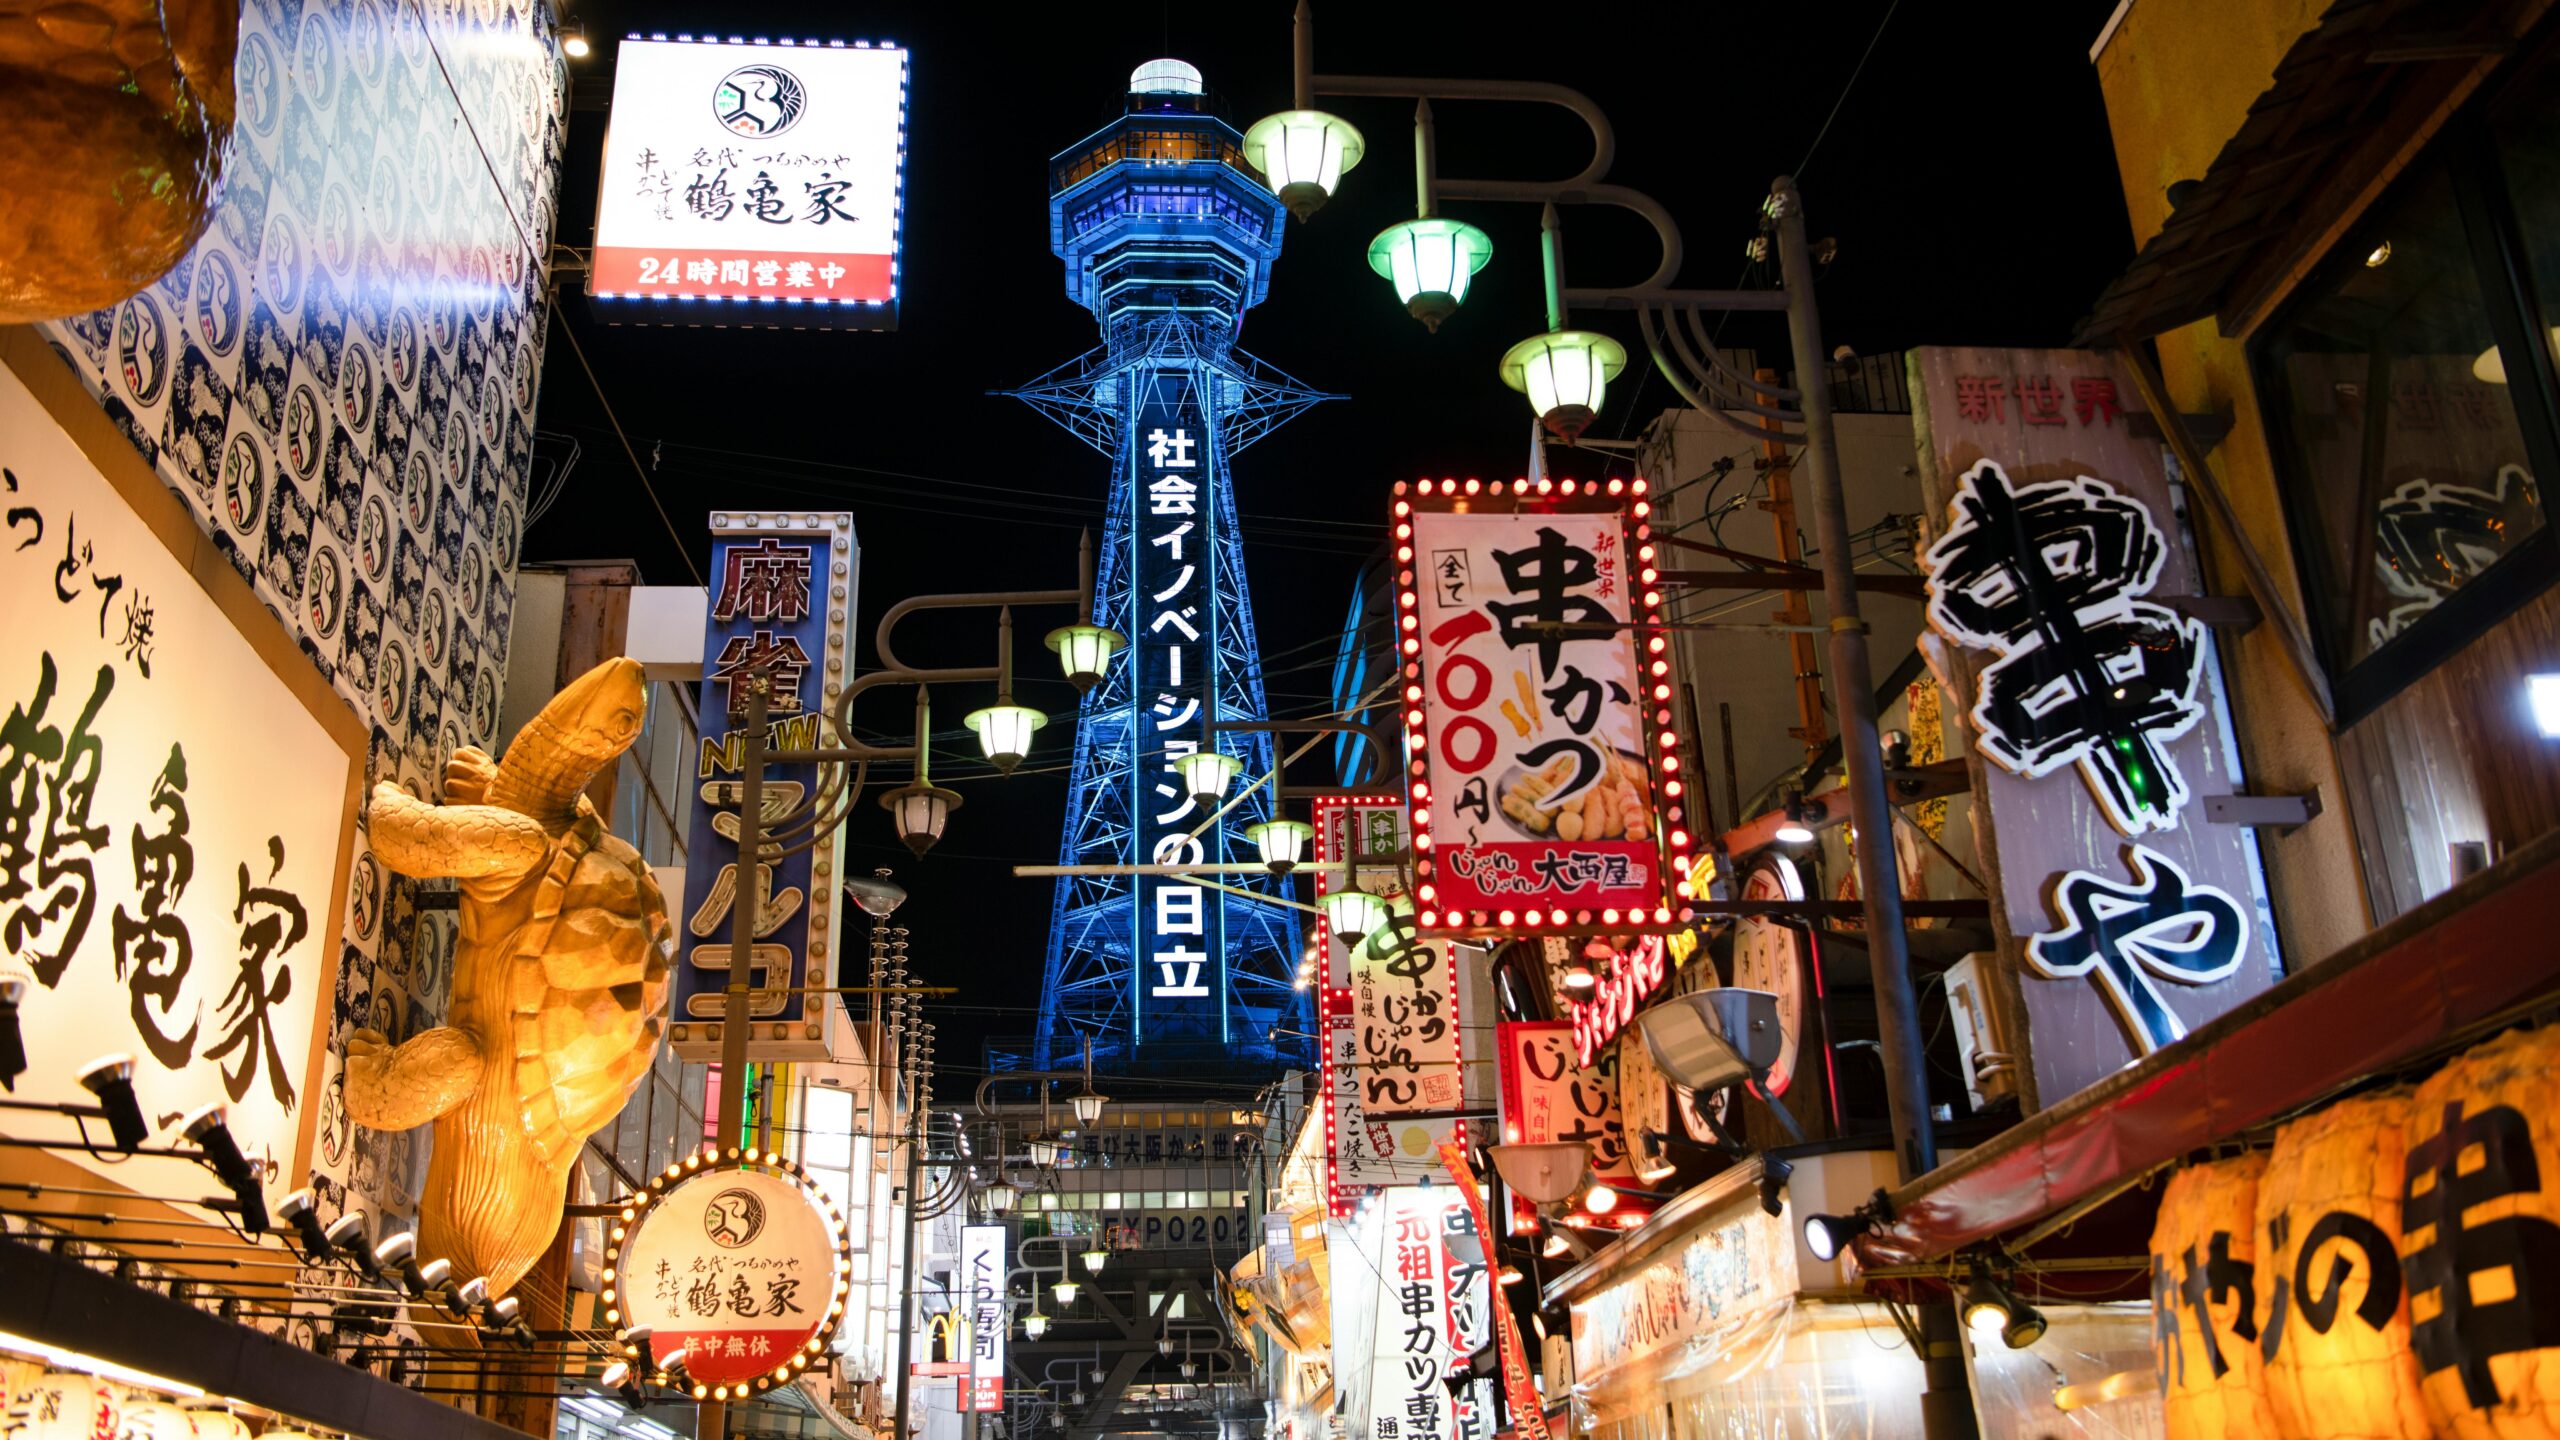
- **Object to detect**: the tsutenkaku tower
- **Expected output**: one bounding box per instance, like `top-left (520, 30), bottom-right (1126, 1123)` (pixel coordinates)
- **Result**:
top-left (1006, 59), bottom-right (1330, 1074)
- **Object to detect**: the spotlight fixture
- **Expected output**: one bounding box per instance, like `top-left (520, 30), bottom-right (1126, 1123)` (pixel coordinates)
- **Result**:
top-left (183, 1103), bottom-right (268, 1233)
top-left (79, 1052), bottom-right (148, 1153)
top-left (1757, 1157), bottom-right (1793, 1219)
top-left (1774, 792), bottom-right (1816, 846)
top-left (561, 22), bottom-right (590, 57)
top-left (1960, 1270), bottom-right (2047, 1350)
top-left (277, 1188), bottom-right (337, 1263)
top-left (375, 1230), bottom-right (419, 1278)
top-left (0, 973), bottom-right (24, 1092)
top-left (326, 1209), bottom-right (371, 1265)
top-left (1582, 1182), bottom-right (1620, 1216)
top-left (616, 1324), bottom-right (654, 1360)
top-left (1801, 1196), bottom-right (1884, 1264)
top-left (603, 1360), bottom-right (646, 1409)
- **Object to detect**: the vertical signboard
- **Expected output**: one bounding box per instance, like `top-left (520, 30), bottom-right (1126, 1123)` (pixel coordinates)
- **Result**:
top-left (1132, 388), bottom-right (1225, 1047)
top-left (592, 37), bottom-right (908, 324)
top-left (960, 1223), bottom-right (1006, 1413)
top-left (1495, 1020), bottom-right (1637, 1231)
top-left (1393, 484), bottom-right (1699, 938)
top-left (1439, 1142), bottom-right (1552, 1440)
top-left (673, 512), bottom-right (855, 1061)
top-left (0, 350), bottom-right (358, 1222)
top-left (1317, 797), bottom-right (1463, 1212)
top-left (1909, 347), bottom-right (2278, 1110)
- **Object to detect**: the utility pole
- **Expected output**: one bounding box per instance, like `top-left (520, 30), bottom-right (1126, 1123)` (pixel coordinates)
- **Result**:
top-left (1772, 175), bottom-right (1974, 1439)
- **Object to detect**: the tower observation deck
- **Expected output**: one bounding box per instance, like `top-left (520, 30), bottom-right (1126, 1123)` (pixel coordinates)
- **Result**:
top-left (1004, 61), bottom-right (1331, 1076)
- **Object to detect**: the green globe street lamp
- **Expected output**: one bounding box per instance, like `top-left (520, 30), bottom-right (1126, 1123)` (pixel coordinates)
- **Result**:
top-left (1243, 109), bottom-right (1365, 221)
top-left (1173, 749), bottom-right (1243, 809)
top-left (1369, 218), bottom-right (1493, 332)
top-left (1045, 624), bottom-right (1126, 695)
top-left (1499, 329), bottom-right (1628, 440)
top-left (964, 704), bottom-right (1048, 775)
top-left (1319, 881), bottom-right (1390, 947)
top-left (1244, 818), bottom-right (1314, 873)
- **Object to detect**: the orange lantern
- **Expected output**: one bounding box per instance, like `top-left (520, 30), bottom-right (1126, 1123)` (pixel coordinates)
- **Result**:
top-left (2255, 1089), bottom-right (2429, 1440)
top-left (2404, 1025), bottom-right (2560, 1439)
top-left (2153, 1151), bottom-right (2280, 1439)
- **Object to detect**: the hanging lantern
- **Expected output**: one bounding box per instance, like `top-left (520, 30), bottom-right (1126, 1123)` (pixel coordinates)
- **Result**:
top-left (2407, 1024), bottom-right (2560, 1437)
top-left (117, 1404), bottom-right (195, 1440)
top-left (1245, 819), bottom-right (1313, 873)
top-left (1083, 1244), bottom-right (1109, 1276)
top-left (964, 704), bottom-right (1048, 774)
top-left (2152, 1152), bottom-right (2279, 1440)
top-left (1053, 1279), bottom-right (1080, 1306)
top-left (1024, 1311), bottom-right (1049, 1340)
top-left (1368, 218), bottom-right (1493, 332)
top-left (180, 1414), bottom-right (249, 1440)
top-left (1044, 625), bottom-right (1126, 695)
top-left (880, 780), bottom-right (963, 857)
top-left (1172, 750), bottom-right (1241, 808)
top-left (1319, 884), bottom-right (1389, 946)
top-left (2255, 1089), bottom-right (2427, 1440)
top-left (10, 1373), bottom-right (119, 1440)
top-left (1240, 110), bottom-right (1365, 221)
top-left (1498, 330), bottom-right (1629, 440)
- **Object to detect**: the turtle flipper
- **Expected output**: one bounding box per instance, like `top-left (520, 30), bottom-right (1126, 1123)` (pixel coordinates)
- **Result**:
top-left (343, 1026), bottom-right (483, 1131)
top-left (368, 782), bottom-right (551, 879)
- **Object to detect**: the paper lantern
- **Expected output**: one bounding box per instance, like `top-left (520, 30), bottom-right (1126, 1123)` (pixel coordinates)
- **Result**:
top-left (2405, 1025), bottom-right (2560, 1439)
top-left (2255, 1089), bottom-right (2429, 1440)
top-left (2153, 1151), bottom-right (2280, 1439)
top-left (178, 1413), bottom-right (248, 1440)
top-left (5, 1373), bottom-right (120, 1440)
top-left (118, 1402), bottom-right (197, 1440)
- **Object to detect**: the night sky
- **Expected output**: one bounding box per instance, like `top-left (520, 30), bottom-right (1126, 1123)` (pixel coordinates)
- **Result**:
top-left (528, 1), bottom-right (2134, 1091)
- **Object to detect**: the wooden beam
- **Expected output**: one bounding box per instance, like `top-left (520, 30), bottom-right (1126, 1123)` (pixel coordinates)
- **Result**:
top-left (2114, 342), bottom-right (2336, 726)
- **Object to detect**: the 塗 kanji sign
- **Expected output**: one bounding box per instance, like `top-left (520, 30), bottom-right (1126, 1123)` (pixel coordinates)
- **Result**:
top-left (1393, 482), bottom-right (1698, 938)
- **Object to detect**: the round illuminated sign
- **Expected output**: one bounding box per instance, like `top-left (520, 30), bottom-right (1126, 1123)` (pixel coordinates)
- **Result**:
top-left (713, 64), bottom-right (806, 138)
top-left (609, 1148), bottom-right (850, 1399)
top-left (1729, 854), bottom-right (1807, 1097)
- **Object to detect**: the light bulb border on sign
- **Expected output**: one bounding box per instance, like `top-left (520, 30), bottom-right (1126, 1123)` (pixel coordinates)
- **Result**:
top-left (602, 1143), bottom-right (856, 1399)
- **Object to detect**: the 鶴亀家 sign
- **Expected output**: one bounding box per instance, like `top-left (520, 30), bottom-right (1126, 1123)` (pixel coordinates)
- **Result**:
top-left (0, 351), bottom-right (356, 1221)
top-left (672, 513), bottom-right (855, 1062)
top-left (592, 37), bottom-right (907, 324)
top-left (1393, 481), bottom-right (1698, 938)
top-left (610, 1158), bottom-right (849, 1393)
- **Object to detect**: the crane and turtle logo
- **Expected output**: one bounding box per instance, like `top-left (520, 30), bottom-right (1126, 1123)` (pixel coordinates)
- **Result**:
top-left (703, 1186), bottom-right (769, 1248)
top-left (713, 64), bottom-right (806, 138)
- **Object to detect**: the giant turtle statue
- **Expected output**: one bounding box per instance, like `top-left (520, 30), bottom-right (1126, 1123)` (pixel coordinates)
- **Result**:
top-left (345, 658), bottom-right (674, 1298)
top-left (0, 0), bottom-right (236, 322)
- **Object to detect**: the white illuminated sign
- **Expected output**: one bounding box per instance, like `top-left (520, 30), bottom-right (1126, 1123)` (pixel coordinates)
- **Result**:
top-left (593, 37), bottom-right (907, 312)
top-left (0, 357), bottom-right (353, 1216)
top-left (961, 1224), bottom-right (1007, 1412)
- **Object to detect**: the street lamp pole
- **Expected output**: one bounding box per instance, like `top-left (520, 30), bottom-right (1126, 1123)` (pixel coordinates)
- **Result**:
top-left (1257, 11), bottom-right (1975, 1433)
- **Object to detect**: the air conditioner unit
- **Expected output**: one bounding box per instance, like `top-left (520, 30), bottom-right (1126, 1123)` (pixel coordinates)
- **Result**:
top-left (1943, 954), bottom-right (2018, 1111)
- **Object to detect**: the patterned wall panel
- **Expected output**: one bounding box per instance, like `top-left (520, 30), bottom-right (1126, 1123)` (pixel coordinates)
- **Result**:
top-left (38, 0), bottom-right (567, 1232)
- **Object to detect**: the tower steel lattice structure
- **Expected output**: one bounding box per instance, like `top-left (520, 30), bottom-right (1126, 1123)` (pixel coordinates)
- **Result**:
top-left (1003, 62), bottom-right (1331, 1075)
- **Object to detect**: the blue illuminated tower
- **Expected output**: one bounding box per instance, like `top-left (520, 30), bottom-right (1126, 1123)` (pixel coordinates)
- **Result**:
top-left (1007, 60), bottom-right (1330, 1074)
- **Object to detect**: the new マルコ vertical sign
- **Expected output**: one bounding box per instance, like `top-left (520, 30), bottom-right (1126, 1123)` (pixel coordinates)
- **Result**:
top-left (1399, 491), bottom-right (1696, 936)
top-left (0, 351), bottom-right (354, 1219)
top-left (592, 37), bottom-right (907, 322)
top-left (960, 1224), bottom-right (1005, 1412)
top-left (673, 513), bottom-right (854, 1062)
top-left (1132, 385), bottom-right (1223, 1045)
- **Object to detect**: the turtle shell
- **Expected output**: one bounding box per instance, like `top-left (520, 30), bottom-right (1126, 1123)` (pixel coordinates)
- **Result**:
top-left (507, 812), bottom-right (674, 1166)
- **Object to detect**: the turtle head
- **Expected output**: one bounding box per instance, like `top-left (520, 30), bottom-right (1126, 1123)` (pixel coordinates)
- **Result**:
top-left (487, 658), bottom-right (649, 825)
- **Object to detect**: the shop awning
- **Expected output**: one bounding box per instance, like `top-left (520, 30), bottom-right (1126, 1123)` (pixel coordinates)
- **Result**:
top-left (0, 1234), bottom-right (537, 1440)
top-left (2072, 0), bottom-right (2548, 346)
top-left (1859, 826), bottom-right (2560, 1266)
